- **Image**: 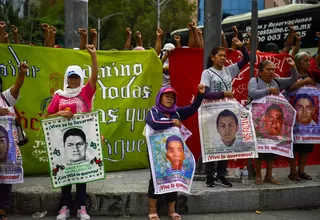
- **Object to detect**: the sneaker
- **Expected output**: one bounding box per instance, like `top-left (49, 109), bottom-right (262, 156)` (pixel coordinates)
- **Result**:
top-left (56, 206), bottom-right (70, 220)
top-left (215, 176), bottom-right (232, 187)
top-left (205, 175), bottom-right (215, 187)
top-left (77, 206), bottom-right (90, 220)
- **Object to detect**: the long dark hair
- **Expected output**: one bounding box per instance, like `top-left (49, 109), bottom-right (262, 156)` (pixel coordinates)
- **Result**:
top-left (206, 46), bottom-right (226, 69)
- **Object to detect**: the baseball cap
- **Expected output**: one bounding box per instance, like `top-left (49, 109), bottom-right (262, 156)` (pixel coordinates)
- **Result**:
top-left (163, 87), bottom-right (178, 96)
top-left (65, 65), bottom-right (83, 77)
top-left (163, 43), bottom-right (175, 51)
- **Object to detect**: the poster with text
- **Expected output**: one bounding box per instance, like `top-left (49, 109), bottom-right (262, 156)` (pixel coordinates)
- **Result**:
top-left (0, 110), bottom-right (23, 184)
top-left (41, 111), bottom-right (105, 188)
top-left (250, 95), bottom-right (296, 158)
top-left (146, 125), bottom-right (195, 194)
top-left (0, 44), bottom-right (162, 175)
top-left (286, 86), bottom-right (320, 144)
top-left (199, 98), bottom-right (258, 163)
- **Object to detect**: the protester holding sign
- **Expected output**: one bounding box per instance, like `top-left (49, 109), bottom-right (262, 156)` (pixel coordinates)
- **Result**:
top-left (287, 52), bottom-right (320, 181)
top-left (146, 85), bottom-right (205, 220)
top-left (248, 58), bottom-right (298, 185)
top-left (200, 37), bottom-right (250, 188)
top-left (0, 62), bottom-right (28, 220)
top-left (47, 45), bottom-right (98, 220)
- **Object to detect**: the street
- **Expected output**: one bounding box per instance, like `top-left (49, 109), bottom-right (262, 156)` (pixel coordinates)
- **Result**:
top-left (9, 208), bottom-right (320, 220)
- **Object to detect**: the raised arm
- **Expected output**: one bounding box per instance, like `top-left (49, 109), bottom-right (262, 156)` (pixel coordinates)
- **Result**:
top-left (41, 23), bottom-right (51, 47)
top-left (191, 22), bottom-right (200, 48)
top-left (177, 84), bottom-right (204, 120)
top-left (234, 38), bottom-right (250, 70)
top-left (231, 26), bottom-right (238, 49)
top-left (187, 23), bottom-right (194, 48)
top-left (10, 62), bottom-right (28, 99)
top-left (0, 21), bottom-right (6, 43)
top-left (155, 28), bottom-right (163, 55)
top-left (221, 31), bottom-right (228, 48)
top-left (174, 35), bottom-right (181, 48)
top-left (276, 57), bottom-right (299, 90)
top-left (282, 23), bottom-right (295, 54)
top-left (198, 29), bottom-right (204, 48)
top-left (291, 34), bottom-right (301, 57)
top-left (78, 28), bottom-right (87, 50)
top-left (90, 29), bottom-right (97, 49)
top-left (136, 31), bottom-right (143, 47)
top-left (86, 45), bottom-right (98, 89)
top-left (11, 25), bottom-right (20, 44)
top-left (49, 26), bottom-right (57, 47)
top-left (4, 32), bottom-right (9, 43)
top-left (124, 27), bottom-right (132, 50)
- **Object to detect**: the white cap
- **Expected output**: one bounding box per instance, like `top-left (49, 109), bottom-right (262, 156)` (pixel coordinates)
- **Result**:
top-left (65, 65), bottom-right (83, 78)
top-left (163, 43), bottom-right (175, 51)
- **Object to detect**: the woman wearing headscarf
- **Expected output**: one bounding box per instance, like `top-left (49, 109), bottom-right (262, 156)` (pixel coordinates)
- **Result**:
top-left (146, 84), bottom-right (205, 220)
top-left (248, 58), bottom-right (298, 185)
top-left (287, 52), bottom-right (320, 181)
top-left (47, 45), bottom-right (98, 220)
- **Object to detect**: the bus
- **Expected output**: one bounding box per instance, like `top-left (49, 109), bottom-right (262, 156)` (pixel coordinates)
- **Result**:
top-left (168, 3), bottom-right (320, 54)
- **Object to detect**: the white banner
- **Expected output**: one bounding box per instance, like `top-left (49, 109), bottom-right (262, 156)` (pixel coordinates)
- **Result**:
top-left (41, 111), bottom-right (105, 188)
top-left (199, 98), bottom-right (258, 163)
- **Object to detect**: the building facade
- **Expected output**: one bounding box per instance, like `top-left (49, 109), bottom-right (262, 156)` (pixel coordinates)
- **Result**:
top-left (197, 0), bottom-right (295, 26)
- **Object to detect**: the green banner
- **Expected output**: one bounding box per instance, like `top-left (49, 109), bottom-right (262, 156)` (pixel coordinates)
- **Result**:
top-left (0, 44), bottom-right (162, 175)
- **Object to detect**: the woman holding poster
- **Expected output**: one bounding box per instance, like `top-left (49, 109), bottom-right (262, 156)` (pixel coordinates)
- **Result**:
top-left (287, 52), bottom-right (320, 181)
top-left (248, 58), bottom-right (298, 185)
top-left (47, 45), bottom-right (98, 220)
top-left (200, 37), bottom-right (250, 188)
top-left (146, 85), bottom-right (205, 220)
top-left (0, 62), bottom-right (28, 220)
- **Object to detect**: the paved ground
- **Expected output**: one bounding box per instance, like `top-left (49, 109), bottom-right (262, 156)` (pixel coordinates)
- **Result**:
top-left (9, 208), bottom-right (320, 220)
top-left (9, 165), bottom-right (320, 216)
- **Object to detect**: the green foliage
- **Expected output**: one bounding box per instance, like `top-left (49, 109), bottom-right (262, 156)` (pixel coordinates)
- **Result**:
top-left (1, 0), bottom-right (196, 49)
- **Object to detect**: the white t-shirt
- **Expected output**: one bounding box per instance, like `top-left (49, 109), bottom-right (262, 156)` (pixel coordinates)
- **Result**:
top-left (200, 64), bottom-right (240, 92)
top-left (0, 88), bottom-right (18, 115)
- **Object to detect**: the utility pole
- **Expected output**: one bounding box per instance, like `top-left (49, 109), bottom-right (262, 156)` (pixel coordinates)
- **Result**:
top-left (89, 13), bottom-right (123, 50)
top-left (250, 0), bottom-right (258, 78)
top-left (148, 0), bottom-right (172, 28)
top-left (64, 0), bottom-right (88, 48)
top-left (203, 0), bottom-right (222, 68)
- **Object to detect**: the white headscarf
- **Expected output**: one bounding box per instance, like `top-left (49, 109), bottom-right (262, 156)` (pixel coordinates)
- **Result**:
top-left (55, 65), bottom-right (84, 98)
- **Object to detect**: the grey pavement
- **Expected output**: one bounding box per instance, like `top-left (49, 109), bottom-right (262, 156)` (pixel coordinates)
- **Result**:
top-left (9, 165), bottom-right (320, 216)
top-left (8, 209), bottom-right (320, 220)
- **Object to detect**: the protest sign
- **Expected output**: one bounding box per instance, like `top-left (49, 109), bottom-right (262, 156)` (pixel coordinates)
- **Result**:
top-left (0, 44), bottom-right (162, 175)
top-left (41, 111), bottom-right (105, 188)
top-left (146, 125), bottom-right (195, 194)
top-left (198, 98), bottom-right (257, 163)
top-left (286, 87), bottom-right (320, 143)
top-left (250, 95), bottom-right (296, 158)
top-left (0, 108), bottom-right (23, 184)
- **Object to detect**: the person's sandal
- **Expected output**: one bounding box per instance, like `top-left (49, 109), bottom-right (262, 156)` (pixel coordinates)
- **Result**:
top-left (255, 177), bottom-right (263, 185)
top-left (169, 213), bottom-right (182, 220)
top-left (264, 177), bottom-right (280, 185)
top-left (288, 173), bottom-right (301, 181)
top-left (148, 213), bottom-right (160, 220)
top-left (299, 173), bottom-right (312, 180)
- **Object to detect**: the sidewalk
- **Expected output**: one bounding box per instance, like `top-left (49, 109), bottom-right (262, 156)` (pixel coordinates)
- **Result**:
top-left (9, 165), bottom-right (320, 216)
